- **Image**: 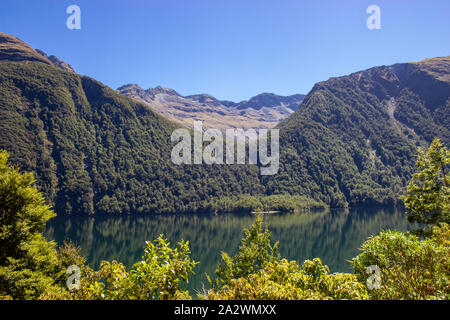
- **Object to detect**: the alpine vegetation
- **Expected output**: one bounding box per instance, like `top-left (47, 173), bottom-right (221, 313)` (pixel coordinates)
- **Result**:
top-left (171, 121), bottom-right (280, 175)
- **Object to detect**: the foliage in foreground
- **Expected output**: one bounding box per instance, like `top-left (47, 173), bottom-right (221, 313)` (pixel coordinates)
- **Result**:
top-left (401, 137), bottom-right (449, 235)
top-left (352, 223), bottom-right (449, 300)
top-left (205, 216), bottom-right (367, 300)
top-left (210, 216), bottom-right (280, 289)
top-left (0, 150), bottom-right (197, 300)
top-left (205, 217), bottom-right (368, 300)
top-left (206, 256), bottom-right (368, 300)
top-left (204, 216), bottom-right (449, 300)
top-left (42, 236), bottom-right (198, 300)
top-left (0, 150), bottom-right (87, 299)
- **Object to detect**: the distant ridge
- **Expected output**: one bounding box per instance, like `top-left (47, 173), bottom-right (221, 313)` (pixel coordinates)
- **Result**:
top-left (118, 84), bottom-right (305, 130)
top-left (0, 32), bottom-right (52, 65)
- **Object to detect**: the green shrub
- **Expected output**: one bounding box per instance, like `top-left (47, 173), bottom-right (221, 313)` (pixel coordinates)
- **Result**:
top-left (43, 235), bottom-right (198, 300)
top-left (210, 216), bottom-right (280, 289)
top-left (0, 150), bottom-right (60, 299)
top-left (401, 137), bottom-right (449, 235)
top-left (352, 223), bottom-right (449, 300)
top-left (205, 258), bottom-right (368, 300)
top-left (205, 217), bottom-right (368, 300)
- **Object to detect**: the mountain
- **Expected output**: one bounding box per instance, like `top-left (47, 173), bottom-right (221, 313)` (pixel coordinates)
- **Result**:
top-left (0, 33), bottom-right (262, 215)
top-left (117, 84), bottom-right (304, 130)
top-left (0, 33), bottom-right (74, 72)
top-left (0, 32), bottom-right (448, 213)
top-left (264, 56), bottom-right (450, 206)
top-left (0, 33), bottom-right (52, 65)
top-left (236, 92), bottom-right (306, 111)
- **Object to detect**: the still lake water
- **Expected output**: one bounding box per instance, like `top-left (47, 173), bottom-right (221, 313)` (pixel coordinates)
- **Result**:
top-left (44, 207), bottom-right (415, 295)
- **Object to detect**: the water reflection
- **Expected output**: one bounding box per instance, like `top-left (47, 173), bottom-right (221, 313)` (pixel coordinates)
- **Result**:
top-left (45, 207), bottom-right (415, 294)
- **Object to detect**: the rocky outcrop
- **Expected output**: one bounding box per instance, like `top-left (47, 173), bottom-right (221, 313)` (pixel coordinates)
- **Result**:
top-left (35, 49), bottom-right (75, 72)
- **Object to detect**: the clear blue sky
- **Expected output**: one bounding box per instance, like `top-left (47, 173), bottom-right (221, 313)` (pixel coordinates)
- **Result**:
top-left (1, 0), bottom-right (449, 101)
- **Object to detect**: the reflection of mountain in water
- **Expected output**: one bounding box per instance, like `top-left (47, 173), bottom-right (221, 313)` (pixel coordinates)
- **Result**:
top-left (44, 207), bottom-right (415, 294)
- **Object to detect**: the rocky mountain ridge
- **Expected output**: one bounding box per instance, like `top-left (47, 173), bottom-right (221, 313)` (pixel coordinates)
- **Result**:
top-left (117, 84), bottom-right (305, 130)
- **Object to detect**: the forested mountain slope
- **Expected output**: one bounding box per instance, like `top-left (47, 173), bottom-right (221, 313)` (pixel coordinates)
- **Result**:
top-left (0, 33), bottom-right (262, 215)
top-left (265, 57), bottom-right (450, 206)
top-left (0, 32), bottom-right (448, 213)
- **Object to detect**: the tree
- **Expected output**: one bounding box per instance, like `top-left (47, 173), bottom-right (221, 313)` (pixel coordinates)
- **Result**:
top-left (210, 215), bottom-right (280, 289)
top-left (401, 138), bottom-right (449, 235)
top-left (204, 217), bottom-right (368, 300)
top-left (0, 150), bottom-right (60, 299)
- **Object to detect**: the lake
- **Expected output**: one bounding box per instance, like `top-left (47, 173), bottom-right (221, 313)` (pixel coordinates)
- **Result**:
top-left (44, 206), bottom-right (416, 296)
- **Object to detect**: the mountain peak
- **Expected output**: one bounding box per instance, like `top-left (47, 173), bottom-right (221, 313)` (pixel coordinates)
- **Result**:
top-left (149, 85), bottom-right (180, 96)
top-left (118, 83), bottom-right (305, 130)
top-left (0, 32), bottom-right (52, 65)
top-left (117, 83), bottom-right (144, 92)
top-left (238, 92), bottom-right (305, 111)
top-left (0, 32), bottom-right (74, 72)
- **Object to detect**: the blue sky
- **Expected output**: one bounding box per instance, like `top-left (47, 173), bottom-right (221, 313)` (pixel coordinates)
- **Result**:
top-left (1, 0), bottom-right (449, 101)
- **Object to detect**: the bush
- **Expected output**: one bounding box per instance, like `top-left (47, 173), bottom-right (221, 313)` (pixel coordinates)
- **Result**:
top-left (401, 137), bottom-right (449, 235)
top-left (43, 235), bottom-right (198, 300)
top-left (210, 216), bottom-right (280, 288)
top-left (204, 217), bottom-right (368, 300)
top-left (203, 194), bottom-right (327, 214)
top-left (0, 150), bottom-right (61, 299)
top-left (205, 258), bottom-right (368, 300)
top-left (352, 223), bottom-right (449, 300)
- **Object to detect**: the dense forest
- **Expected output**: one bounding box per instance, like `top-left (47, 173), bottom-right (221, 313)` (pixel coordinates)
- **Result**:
top-left (265, 57), bottom-right (450, 207)
top-left (0, 46), bottom-right (264, 215)
top-left (0, 33), bottom-right (449, 215)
